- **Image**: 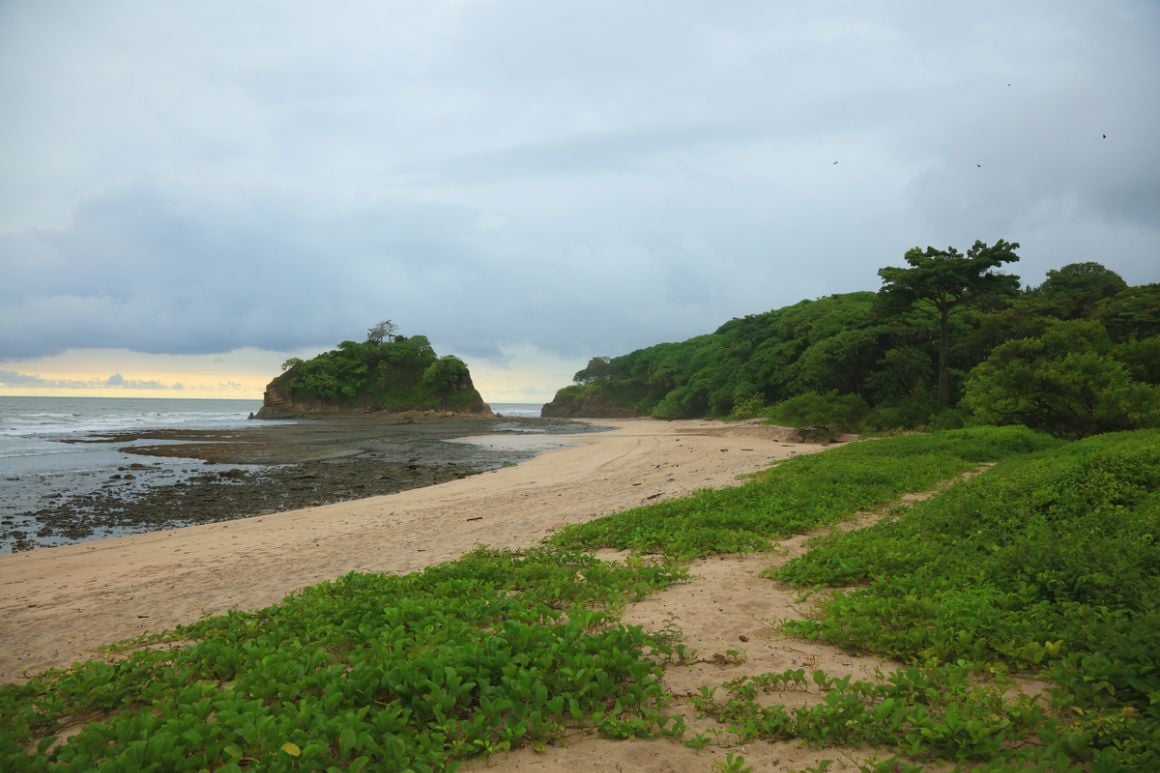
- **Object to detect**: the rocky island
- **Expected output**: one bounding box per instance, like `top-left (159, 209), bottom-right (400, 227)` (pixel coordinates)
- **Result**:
top-left (257, 323), bottom-right (492, 419)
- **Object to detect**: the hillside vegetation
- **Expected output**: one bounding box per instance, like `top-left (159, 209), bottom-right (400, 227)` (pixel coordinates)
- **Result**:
top-left (259, 324), bottom-right (490, 418)
top-left (545, 247), bottom-right (1160, 438)
top-left (4, 427), bottom-right (1157, 770)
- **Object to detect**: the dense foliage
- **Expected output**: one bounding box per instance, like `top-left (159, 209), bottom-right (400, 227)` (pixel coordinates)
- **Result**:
top-left (549, 250), bottom-right (1159, 437)
top-left (774, 429), bottom-right (1160, 769)
top-left (963, 320), bottom-right (1160, 438)
top-left (275, 332), bottom-right (485, 413)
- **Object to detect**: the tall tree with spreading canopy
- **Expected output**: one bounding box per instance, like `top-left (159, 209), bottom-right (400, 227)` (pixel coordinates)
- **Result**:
top-left (365, 320), bottom-right (399, 345)
top-left (878, 239), bottom-right (1022, 408)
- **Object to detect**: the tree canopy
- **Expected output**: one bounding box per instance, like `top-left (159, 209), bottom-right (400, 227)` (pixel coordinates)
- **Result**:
top-left (964, 320), bottom-right (1160, 438)
top-left (543, 250), bottom-right (1159, 438)
top-left (877, 239), bottom-right (1022, 408)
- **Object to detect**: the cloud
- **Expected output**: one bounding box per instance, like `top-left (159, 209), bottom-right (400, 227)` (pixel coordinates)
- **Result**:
top-left (0, 369), bottom-right (182, 391)
top-left (1, 0), bottom-right (1157, 386)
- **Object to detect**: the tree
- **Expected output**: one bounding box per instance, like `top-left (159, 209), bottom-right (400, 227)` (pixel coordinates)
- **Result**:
top-left (878, 239), bottom-right (1021, 408)
top-left (573, 356), bottom-right (612, 384)
top-left (771, 390), bottom-right (868, 437)
top-left (963, 320), bottom-right (1160, 437)
top-left (1032, 261), bottom-right (1127, 319)
top-left (1094, 284), bottom-right (1160, 341)
top-left (366, 320), bottom-right (399, 345)
top-left (422, 355), bottom-right (471, 392)
top-left (789, 326), bottom-right (884, 396)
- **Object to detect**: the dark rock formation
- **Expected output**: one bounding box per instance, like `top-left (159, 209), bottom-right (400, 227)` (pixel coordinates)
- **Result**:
top-left (541, 389), bottom-right (640, 419)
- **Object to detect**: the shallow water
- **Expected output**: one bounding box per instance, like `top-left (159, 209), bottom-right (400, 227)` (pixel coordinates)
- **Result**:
top-left (0, 397), bottom-right (584, 552)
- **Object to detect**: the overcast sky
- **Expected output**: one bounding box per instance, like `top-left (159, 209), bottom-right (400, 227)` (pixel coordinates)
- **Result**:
top-left (2, 1), bottom-right (1158, 401)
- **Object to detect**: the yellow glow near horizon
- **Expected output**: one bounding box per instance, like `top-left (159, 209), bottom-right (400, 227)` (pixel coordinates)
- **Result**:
top-left (0, 345), bottom-right (581, 404)
top-left (0, 384), bottom-right (265, 400)
top-left (0, 348), bottom-right (289, 400)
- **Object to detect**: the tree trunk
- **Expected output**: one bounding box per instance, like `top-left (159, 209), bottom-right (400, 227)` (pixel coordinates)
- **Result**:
top-left (937, 308), bottom-right (951, 409)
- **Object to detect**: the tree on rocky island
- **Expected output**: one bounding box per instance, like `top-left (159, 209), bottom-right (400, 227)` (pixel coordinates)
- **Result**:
top-left (366, 320), bottom-right (400, 345)
top-left (257, 328), bottom-right (491, 418)
top-left (877, 239), bottom-right (1022, 409)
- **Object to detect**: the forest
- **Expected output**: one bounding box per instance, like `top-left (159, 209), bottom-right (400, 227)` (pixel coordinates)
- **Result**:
top-left (548, 240), bottom-right (1160, 438)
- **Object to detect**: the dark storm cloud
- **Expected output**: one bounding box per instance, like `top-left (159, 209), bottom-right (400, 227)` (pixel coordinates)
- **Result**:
top-left (1, 0), bottom-right (1157, 370)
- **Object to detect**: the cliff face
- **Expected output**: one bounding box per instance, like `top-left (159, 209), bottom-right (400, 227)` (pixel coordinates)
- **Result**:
top-left (254, 335), bottom-right (493, 419)
top-left (257, 381), bottom-right (492, 419)
top-left (256, 371), bottom-right (411, 419)
top-left (540, 387), bottom-right (640, 419)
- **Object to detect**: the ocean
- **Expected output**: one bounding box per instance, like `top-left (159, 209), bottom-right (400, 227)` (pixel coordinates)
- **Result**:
top-left (0, 396), bottom-right (546, 552)
top-left (486, 402), bottom-right (545, 419)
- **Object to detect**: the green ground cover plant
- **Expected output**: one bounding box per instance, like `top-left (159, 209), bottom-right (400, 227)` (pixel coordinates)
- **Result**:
top-left (691, 665), bottom-right (1045, 766)
top-left (773, 429), bottom-right (1160, 769)
top-left (0, 548), bottom-right (685, 771)
top-left (550, 426), bottom-right (1058, 559)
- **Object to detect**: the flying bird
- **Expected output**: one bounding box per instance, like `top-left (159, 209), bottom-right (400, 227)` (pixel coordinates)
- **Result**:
top-left (976, 163), bottom-right (983, 168)
top-left (1103, 133), bottom-right (1107, 139)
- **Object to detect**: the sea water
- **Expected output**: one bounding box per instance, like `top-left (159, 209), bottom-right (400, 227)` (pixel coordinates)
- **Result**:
top-left (488, 402), bottom-right (545, 418)
top-left (0, 395), bottom-right (264, 473)
top-left (0, 396), bottom-right (267, 551)
top-left (0, 397), bottom-right (545, 470)
top-left (0, 396), bottom-right (545, 552)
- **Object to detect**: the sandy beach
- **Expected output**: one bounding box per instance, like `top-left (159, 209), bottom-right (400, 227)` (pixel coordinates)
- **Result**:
top-left (0, 418), bottom-right (826, 684)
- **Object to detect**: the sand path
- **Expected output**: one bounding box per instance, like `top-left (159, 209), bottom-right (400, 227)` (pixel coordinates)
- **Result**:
top-left (0, 418), bottom-right (826, 684)
top-left (470, 474), bottom-right (1003, 772)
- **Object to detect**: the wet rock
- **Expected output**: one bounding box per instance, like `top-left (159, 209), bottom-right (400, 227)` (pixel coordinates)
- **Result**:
top-left (9, 414), bottom-right (597, 551)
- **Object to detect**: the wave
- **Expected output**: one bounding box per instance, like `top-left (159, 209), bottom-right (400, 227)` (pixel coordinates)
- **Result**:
top-left (0, 436), bottom-right (86, 459)
top-left (0, 397), bottom-right (264, 437)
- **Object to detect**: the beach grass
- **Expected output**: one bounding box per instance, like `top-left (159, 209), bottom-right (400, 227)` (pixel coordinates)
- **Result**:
top-left (549, 425), bottom-right (1059, 559)
top-left (2, 426), bottom-right (1157, 770)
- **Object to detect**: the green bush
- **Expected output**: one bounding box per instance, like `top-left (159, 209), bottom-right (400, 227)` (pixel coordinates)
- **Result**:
top-left (769, 391), bottom-right (868, 434)
top-left (422, 355), bottom-right (470, 392)
top-left (963, 320), bottom-right (1160, 437)
top-left (729, 394), bottom-right (767, 420)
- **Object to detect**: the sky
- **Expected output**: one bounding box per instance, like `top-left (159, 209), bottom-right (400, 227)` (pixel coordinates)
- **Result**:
top-left (2, 1), bottom-right (1158, 402)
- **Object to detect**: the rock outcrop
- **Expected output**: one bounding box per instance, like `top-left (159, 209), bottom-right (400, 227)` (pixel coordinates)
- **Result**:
top-left (540, 388), bottom-right (640, 419)
top-left (254, 335), bottom-right (493, 419)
